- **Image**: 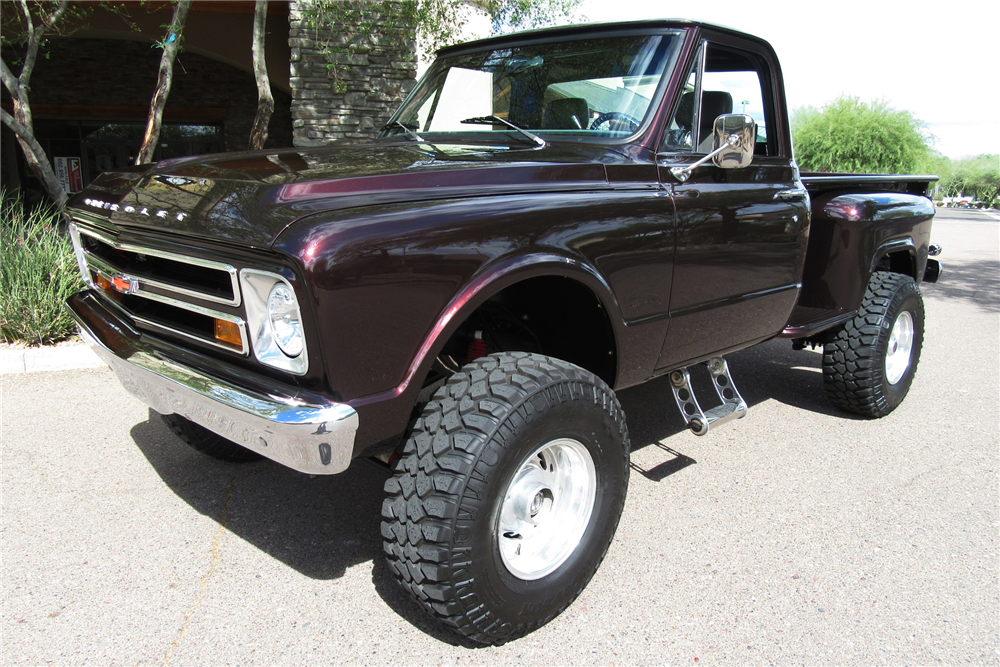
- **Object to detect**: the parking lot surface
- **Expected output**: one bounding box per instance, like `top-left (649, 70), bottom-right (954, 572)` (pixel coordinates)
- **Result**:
top-left (2, 208), bottom-right (997, 665)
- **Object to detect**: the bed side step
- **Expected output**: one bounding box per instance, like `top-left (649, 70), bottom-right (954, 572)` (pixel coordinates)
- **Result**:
top-left (669, 357), bottom-right (747, 436)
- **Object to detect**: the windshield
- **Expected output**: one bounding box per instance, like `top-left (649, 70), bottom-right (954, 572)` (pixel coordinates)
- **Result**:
top-left (383, 32), bottom-right (683, 144)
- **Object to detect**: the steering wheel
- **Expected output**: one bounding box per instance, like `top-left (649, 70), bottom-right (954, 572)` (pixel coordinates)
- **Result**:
top-left (589, 112), bottom-right (640, 133)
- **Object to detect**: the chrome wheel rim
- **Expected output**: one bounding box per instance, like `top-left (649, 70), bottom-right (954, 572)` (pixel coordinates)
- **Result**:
top-left (885, 310), bottom-right (914, 385)
top-left (498, 438), bottom-right (597, 580)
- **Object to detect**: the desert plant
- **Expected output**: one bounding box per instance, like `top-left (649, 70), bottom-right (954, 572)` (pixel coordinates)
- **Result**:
top-left (792, 97), bottom-right (932, 174)
top-left (0, 190), bottom-right (83, 344)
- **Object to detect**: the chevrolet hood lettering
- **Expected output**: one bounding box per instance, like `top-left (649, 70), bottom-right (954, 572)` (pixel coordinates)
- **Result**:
top-left (72, 143), bottom-right (613, 248)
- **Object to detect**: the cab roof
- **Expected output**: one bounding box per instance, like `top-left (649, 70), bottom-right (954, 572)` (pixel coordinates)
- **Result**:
top-left (435, 19), bottom-right (766, 57)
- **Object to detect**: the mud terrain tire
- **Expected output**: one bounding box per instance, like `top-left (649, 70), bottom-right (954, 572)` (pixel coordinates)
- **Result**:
top-left (381, 352), bottom-right (630, 645)
top-left (823, 271), bottom-right (925, 417)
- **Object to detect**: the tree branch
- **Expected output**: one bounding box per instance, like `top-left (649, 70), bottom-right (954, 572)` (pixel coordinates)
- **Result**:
top-left (18, 0), bottom-right (40, 86)
top-left (1, 57), bottom-right (20, 96)
top-left (3, 0), bottom-right (72, 207)
top-left (18, 0), bottom-right (70, 87)
top-left (1, 107), bottom-right (29, 138)
top-left (41, 0), bottom-right (69, 30)
top-left (18, 0), bottom-right (33, 36)
top-left (248, 0), bottom-right (273, 150)
top-left (136, 0), bottom-right (192, 164)
top-left (1, 107), bottom-right (67, 208)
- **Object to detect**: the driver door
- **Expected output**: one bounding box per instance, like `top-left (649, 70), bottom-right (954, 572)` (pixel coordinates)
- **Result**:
top-left (655, 37), bottom-right (810, 370)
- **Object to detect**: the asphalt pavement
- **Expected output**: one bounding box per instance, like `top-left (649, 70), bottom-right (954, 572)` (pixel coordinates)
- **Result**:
top-left (2, 207), bottom-right (997, 665)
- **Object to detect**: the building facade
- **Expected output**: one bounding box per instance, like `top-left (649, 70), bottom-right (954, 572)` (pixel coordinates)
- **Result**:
top-left (1, 1), bottom-right (418, 200)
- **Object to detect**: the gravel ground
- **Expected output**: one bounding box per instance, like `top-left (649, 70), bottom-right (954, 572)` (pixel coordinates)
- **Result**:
top-left (2, 208), bottom-right (997, 665)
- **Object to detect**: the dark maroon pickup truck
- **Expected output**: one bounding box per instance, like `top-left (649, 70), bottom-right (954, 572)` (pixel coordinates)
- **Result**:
top-left (66, 20), bottom-right (941, 644)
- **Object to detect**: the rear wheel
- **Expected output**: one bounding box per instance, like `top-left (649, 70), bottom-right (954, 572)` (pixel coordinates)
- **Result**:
top-left (381, 352), bottom-right (630, 645)
top-left (823, 271), bottom-right (925, 417)
top-left (160, 413), bottom-right (263, 463)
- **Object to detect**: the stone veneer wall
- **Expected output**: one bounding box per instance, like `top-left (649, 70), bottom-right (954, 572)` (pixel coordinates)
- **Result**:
top-left (288, 0), bottom-right (418, 146)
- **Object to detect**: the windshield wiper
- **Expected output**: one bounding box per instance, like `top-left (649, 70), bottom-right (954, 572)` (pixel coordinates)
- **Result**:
top-left (460, 115), bottom-right (546, 148)
top-left (381, 120), bottom-right (425, 142)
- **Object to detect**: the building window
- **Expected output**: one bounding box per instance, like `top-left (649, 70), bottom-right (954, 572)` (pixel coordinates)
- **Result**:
top-left (31, 120), bottom-right (223, 191)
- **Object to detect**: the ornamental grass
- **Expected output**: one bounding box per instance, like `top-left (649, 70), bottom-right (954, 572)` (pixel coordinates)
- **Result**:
top-left (0, 190), bottom-right (83, 345)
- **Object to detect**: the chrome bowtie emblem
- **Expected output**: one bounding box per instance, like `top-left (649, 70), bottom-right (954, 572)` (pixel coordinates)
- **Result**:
top-left (110, 274), bottom-right (137, 294)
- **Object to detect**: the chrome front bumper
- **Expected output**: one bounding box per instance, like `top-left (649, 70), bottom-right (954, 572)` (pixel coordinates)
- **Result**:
top-left (68, 291), bottom-right (358, 475)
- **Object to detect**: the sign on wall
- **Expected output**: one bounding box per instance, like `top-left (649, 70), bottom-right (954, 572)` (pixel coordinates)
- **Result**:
top-left (54, 157), bottom-right (83, 193)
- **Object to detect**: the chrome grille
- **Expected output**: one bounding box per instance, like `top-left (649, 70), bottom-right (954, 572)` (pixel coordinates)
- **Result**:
top-left (69, 220), bottom-right (249, 356)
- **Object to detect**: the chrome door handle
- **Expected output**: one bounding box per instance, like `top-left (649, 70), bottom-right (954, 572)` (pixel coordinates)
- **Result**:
top-left (774, 187), bottom-right (808, 202)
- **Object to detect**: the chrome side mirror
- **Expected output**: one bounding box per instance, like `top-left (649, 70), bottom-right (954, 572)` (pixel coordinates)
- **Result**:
top-left (669, 113), bottom-right (758, 182)
top-left (711, 114), bottom-right (757, 169)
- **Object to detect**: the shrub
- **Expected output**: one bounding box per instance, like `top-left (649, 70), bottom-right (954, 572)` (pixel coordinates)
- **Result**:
top-left (792, 97), bottom-right (932, 174)
top-left (1, 191), bottom-right (84, 345)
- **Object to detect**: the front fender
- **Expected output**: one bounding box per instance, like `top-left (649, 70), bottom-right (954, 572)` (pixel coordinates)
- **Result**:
top-left (274, 187), bottom-right (674, 454)
top-left (396, 251), bottom-right (625, 398)
top-left (340, 251), bottom-right (630, 458)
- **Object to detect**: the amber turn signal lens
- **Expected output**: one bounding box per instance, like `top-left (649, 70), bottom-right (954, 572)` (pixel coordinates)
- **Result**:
top-left (214, 319), bottom-right (243, 349)
top-left (94, 274), bottom-right (123, 301)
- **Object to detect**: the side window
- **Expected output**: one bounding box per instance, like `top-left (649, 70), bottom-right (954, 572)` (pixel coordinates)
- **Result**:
top-left (663, 42), bottom-right (775, 156)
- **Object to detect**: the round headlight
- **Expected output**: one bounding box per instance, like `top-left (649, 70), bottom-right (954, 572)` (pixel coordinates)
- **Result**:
top-left (267, 283), bottom-right (304, 357)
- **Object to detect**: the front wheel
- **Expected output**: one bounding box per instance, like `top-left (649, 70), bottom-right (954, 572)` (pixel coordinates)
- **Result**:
top-left (381, 352), bottom-right (630, 645)
top-left (823, 271), bottom-right (925, 417)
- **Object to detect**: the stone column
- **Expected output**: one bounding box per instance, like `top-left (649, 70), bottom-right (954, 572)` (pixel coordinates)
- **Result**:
top-left (289, 0), bottom-right (418, 146)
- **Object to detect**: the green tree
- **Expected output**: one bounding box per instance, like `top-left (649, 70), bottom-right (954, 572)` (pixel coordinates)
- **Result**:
top-left (302, 0), bottom-right (582, 69)
top-left (940, 154), bottom-right (1000, 206)
top-left (791, 96), bottom-right (932, 175)
top-left (414, 0), bottom-right (582, 50)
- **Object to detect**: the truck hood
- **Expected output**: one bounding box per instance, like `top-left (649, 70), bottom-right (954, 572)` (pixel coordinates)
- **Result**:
top-left (72, 141), bottom-right (622, 248)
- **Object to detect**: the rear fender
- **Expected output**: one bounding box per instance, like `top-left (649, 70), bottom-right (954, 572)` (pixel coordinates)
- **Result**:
top-left (870, 238), bottom-right (918, 279)
top-left (798, 191), bottom-right (933, 314)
